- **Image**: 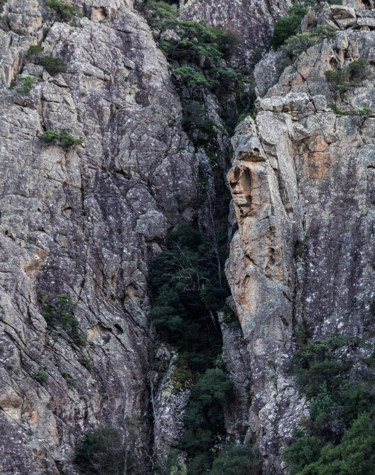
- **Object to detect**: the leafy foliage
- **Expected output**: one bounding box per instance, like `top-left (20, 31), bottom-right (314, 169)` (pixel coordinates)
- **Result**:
top-left (290, 335), bottom-right (353, 399)
top-left (271, 3), bottom-right (308, 50)
top-left (332, 106), bottom-right (372, 118)
top-left (299, 414), bottom-right (375, 474)
top-left (210, 444), bottom-right (258, 474)
top-left (40, 56), bottom-right (67, 75)
top-left (26, 44), bottom-right (44, 59)
top-left (284, 332), bottom-right (375, 473)
top-left (39, 293), bottom-right (85, 345)
top-left (181, 369), bottom-right (234, 462)
top-left (40, 130), bottom-right (82, 149)
top-left (75, 427), bottom-right (127, 475)
top-left (46, 0), bottom-right (82, 20)
top-left (173, 66), bottom-right (211, 88)
top-left (325, 59), bottom-right (370, 91)
top-left (150, 223), bottom-right (228, 371)
top-left (16, 76), bottom-right (38, 95)
top-left (33, 370), bottom-right (48, 384)
top-left (143, 0), bottom-right (253, 144)
top-left (283, 430), bottom-right (322, 474)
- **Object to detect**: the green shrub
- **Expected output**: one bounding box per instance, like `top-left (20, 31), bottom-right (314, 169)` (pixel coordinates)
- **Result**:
top-left (39, 293), bottom-right (85, 345)
top-left (279, 25), bottom-right (337, 67)
top-left (290, 336), bottom-right (353, 398)
top-left (300, 414), bottom-right (375, 474)
top-left (75, 427), bottom-right (127, 474)
top-left (61, 370), bottom-right (74, 384)
top-left (332, 106), bottom-right (372, 118)
top-left (285, 330), bottom-right (375, 472)
top-left (77, 357), bottom-right (92, 370)
top-left (46, 0), bottom-right (82, 20)
top-left (160, 20), bottom-right (238, 66)
top-left (181, 368), bottom-right (234, 455)
top-left (0, 0), bottom-right (6, 13)
top-left (33, 370), bottom-right (48, 384)
top-left (40, 130), bottom-right (82, 149)
top-left (283, 430), bottom-right (322, 475)
top-left (40, 56), bottom-right (66, 75)
top-left (271, 3), bottom-right (308, 50)
top-left (150, 223), bottom-right (227, 370)
top-left (26, 44), bottom-right (44, 59)
top-left (325, 59), bottom-right (370, 91)
top-left (173, 66), bottom-right (210, 88)
top-left (210, 445), bottom-right (258, 475)
top-left (145, 0), bottom-right (179, 33)
top-left (16, 76), bottom-right (38, 94)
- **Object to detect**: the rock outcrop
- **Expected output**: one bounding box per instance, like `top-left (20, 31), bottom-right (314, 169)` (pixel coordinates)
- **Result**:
top-left (227, 9), bottom-right (375, 471)
top-left (181, 0), bottom-right (291, 68)
top-left (0, 0), bottom-right (199, 472)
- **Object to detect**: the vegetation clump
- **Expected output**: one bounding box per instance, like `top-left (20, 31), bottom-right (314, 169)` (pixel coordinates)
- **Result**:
top-left (75, 427), bottom-right (128, 474)
top-left (33, 370), bottom-right (48, 384)
top-left (26, 45), bottom-right (44, 59)
top-left (271, 3), bottom-right (308, 50)
top-left (16, 76), bottom-right (38, 95)
top-left (210, 444), bottom-right (258, 475)
top-left (150, 223), bottom-right (227, 372)
top-left (40, 56), bottom-right (67, 75)
top-left (181, 368), bottom-right (235, 472)
top-left (284, 331), bottom-right (375, 473)
top-left (325, 59), bottom-right (371, 91)
top-left (40, 130), bottom-right (82, 149)
top-left (46, 0), bottom-right (82, 20)
top-left (143, 0), bottom-right (254, 145)
top-left (332, 106), bottom-right (372, 118)
top-left (39, 293), bottom-right (85, 345)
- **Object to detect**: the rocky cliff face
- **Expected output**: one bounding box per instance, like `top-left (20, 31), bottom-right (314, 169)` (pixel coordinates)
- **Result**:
top-left (181, 0), bottom-right (291, 68)
top-left (2, 0), bottom-right (375, 473)
top-left (0, 1), bottom-right (200, 472)
top-left (227, 3), bottom-right (375, 471)
top-left (0, 0), bottom-right (288, 472)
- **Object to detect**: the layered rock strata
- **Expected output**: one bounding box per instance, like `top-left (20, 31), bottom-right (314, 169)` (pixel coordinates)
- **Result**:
top-left (227, 15), bottom-right (375, 472)
top-left (0, 1), bottom-right (199, 472)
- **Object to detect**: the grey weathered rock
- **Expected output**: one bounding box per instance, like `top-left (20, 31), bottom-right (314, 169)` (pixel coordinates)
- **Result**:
top-left (227, 15), bottom-right (375, 472)
top-left (181, 0), bottom-right (292, 68)
top-left (0, 0), bottom-right (199, 472)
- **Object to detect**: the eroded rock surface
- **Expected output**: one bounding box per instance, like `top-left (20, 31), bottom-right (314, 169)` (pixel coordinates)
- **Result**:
top-left (227, 17), bottom-right (375, 472)
top-left (0, 1), bottom-right (199, 472)
top-left (181, 0), bottom-right (291, 68)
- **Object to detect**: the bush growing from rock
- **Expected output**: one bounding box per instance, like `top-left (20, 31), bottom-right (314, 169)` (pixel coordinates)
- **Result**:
top-left (26, 44), bottom-right (44, 59)
top-left (284, 331), bottom-right (375, 472)
top-left (16, 76), bottom-right (38, 94)
top-left (33, 370), bottom-right (48, 384)
top-left (173, 66), bottom-right (210, 88)
top-left (39, 293), bottom-right (85, 345)
top-left (46, 0), bottom-right (82, 20)
top-left (325, 59), bottom-right (370, 91)
top-left (271, 3), bottom-right (308, 50)
top-left (40, 56), bottom-right (66, 75)
top-left (181, 368), bottom-right (234, 460)
top-left (75, 427), bottom-right (127, 474)
top-left (40, 130), bottom-right (82, 149)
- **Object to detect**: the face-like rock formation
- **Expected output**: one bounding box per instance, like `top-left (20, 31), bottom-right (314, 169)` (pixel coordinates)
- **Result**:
top-left (227, 12), bottom-right (375, 470)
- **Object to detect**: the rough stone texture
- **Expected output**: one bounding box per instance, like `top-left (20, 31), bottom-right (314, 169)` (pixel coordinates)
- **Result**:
top-left (0, 0), bottom-right (200, 472)
top-left (227, 18), bottom-right (375, 473)
top-left (151, 345), bottom-right (191, 464)
top-left (181, 0), bottom-right (292, 69)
